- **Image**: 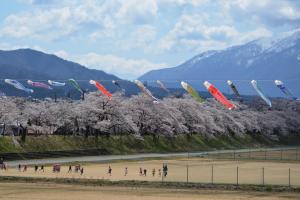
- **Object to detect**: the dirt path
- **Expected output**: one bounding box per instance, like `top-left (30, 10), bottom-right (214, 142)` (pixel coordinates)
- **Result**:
top-left (0, 182), bottom-right (299, 200)
top-left (2, 158), bottom-right (300, 186)
top-left (5, 147), bottom-right (300, 167)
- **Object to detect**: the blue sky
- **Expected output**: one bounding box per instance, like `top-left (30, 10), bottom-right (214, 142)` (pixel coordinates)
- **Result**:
top-left (1, 0), bottom-right (300, 79)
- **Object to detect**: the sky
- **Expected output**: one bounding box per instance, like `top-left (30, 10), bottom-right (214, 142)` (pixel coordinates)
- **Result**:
top-left (1, 0), bottom-right (300, 79)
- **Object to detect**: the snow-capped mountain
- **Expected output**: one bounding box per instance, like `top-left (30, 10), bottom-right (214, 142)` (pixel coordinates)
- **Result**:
top-left (140, 31), bottom-right (300, 97)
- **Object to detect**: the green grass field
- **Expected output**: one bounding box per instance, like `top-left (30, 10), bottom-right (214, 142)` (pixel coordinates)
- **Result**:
top-left (0, 134), bottom-right (277, 154)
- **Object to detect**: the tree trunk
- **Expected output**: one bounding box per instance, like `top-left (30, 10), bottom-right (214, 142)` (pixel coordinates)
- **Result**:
top-left (21, 126), bottom-right (27, 143)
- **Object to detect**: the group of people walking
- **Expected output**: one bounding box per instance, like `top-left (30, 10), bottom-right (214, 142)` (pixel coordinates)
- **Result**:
top-left (15, 164), bottom-right (84, 175)
top-left (107, 164), bottom-right (169, 178)
top-left (68, 164), bottom-right (84, 175)
top-left (2, 158), bottom-right (169, 179)
top-left (138, 167), bottom-right (160, 177)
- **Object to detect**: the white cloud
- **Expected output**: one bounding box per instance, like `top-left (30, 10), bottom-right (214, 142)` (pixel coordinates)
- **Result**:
top-left (119, 25), bottom-right (157, 51)
top-left (75, 53), bottom-right (167, 79)
top-left (156, 14), bottom-right (237, 52)
top-left (115, 0), bottom-right (158, 24)
top-left (156, 14), bottom-right (274, 53)
top-left (88, 27), bottom-right (116, 41)
top-left (3, 0), bottom-right (298, 52)
top-left (19, 0), bottom-right (59, 4)
top-left (160, 0), bottom-right (209, 6)
top-left (279, 6), bottom-right (300, 20)
top-left (49, 50), bottom-right (167, 79)
top-left (238, 27), bottom-right (273, 43)
top-left (53, 50), bottom-right (69, 59)
top-left (0, 7), bottom-right (83, 40)
top-left (222, 0), bottom-right (300, 27)
top-left (1, 0), bottom-right (160, 41)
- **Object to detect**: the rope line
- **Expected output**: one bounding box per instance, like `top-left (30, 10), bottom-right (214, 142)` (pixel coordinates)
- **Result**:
top-left (0, 79), bottom-right (300, 83)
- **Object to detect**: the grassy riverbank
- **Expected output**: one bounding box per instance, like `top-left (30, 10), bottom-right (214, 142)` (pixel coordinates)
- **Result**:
top-left (0, 133), bottom-right (277, 154)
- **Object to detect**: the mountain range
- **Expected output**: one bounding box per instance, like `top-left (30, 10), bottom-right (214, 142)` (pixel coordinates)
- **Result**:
top-left (140, 31), bottom-right (300, 97)
top-left (0, 49), bottom-right (139, 98)
top-left (1, 30), bottom-right (300, 99)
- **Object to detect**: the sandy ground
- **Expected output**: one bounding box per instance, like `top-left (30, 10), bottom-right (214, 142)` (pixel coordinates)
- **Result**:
top-left (0, 182), bottom-right (299, 200)
top-left (1, 158), bottom-right (300, 186)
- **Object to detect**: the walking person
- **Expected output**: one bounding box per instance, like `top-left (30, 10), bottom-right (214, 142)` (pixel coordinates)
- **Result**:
top-left (139, 167), bottom-right (143, 176)
top-left (75, 165), bottom-right (80, 173)
top-left (108, 166), bottom-right (112, 176)
top-left (163, 164), bottom-right (168, 177)
top-left (34, 165), bottom-right (38, 172)
top-left (0, 157), bottom-right (3, 169)
top-left (80, 168), bottom-right (84, 175)
top-left (152, 168), bottom-right (155, 177)
top-left (23, 165), bottom-right (27, 172)
top-left (143, 169), bottom-right (147, 176)
top-left (124, 167), bottom-right (128, 176)
top-left (68, 165), bottom-right (72, 173)
top-left (0, 157), bottom-right (4, 170)
top-left (165, 164), bottom-right (168, 177)
top-left (18, 164), bottom-right (21, 172)
top-left (40, 165), bottom-right (44, 172)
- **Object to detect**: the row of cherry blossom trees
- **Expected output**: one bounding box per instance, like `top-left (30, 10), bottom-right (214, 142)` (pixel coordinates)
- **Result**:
top-left (0, 92), bottom-right (299, 141)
